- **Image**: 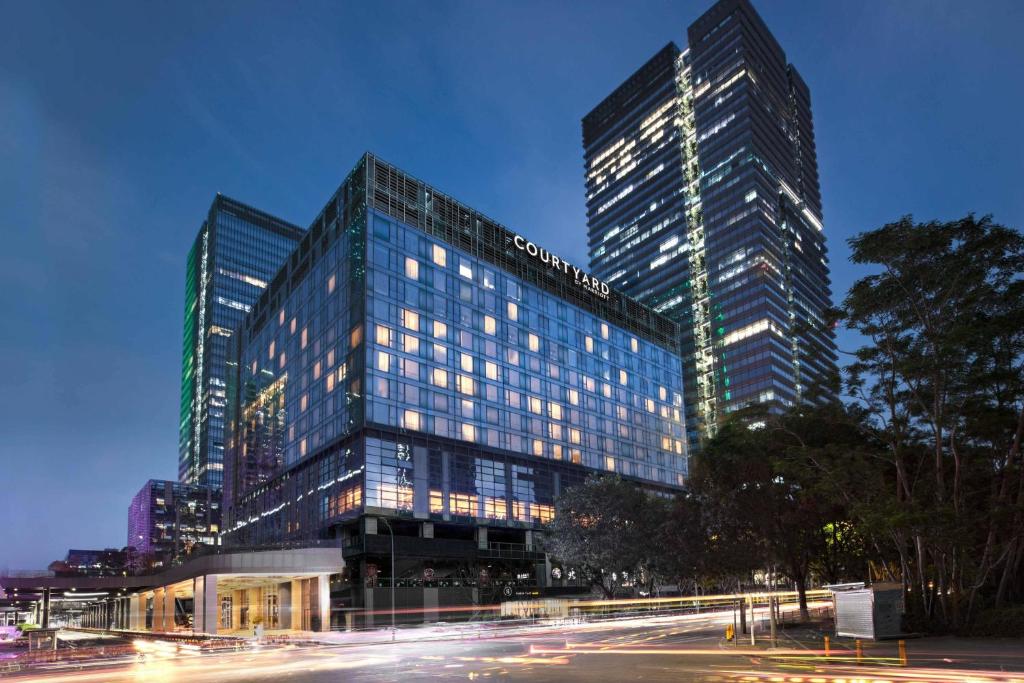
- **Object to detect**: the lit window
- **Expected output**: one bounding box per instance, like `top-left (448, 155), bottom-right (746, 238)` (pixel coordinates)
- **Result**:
top-left (619, 369), bottom-right (628, 385)
top-left (300, 394), bottom-right (308, 411)
top-left (279, 352), bottom-right (286, 368)
top-left (461, 423), bottom-right (476, 442)
top-left (314, 361), bottom-right (322, 379)
top-left (279, 309), bottom-right (285, 326)
top-left (630, 337), bottom-right (638, 353)
top-left (532, 439), bottom-right (543, 456)
top-left (429, 489), bottom-right (444, 514)
top-left (377, 351), bottom-right (390, 372)
top-left (301, 327), bottom-right (308, 349)
top-left (507, 348), bottom-right (520, 365)
top-left (327, 349), bottom-right (335, 366)
top-left (328, 274), bottom-right (336, 294)
top-left (460, 353), bottom-right (474, 373)
top-left (583, 376), bottom-right (595, 392)
top-left (483, 315), bottom-right (496, 335)
top-left (327, 374), bottom-right (335, 392)
top-left (432, 244), bottom-right (447, 267)
top-left (403, 410), bottom-right (421, 431)
top-left (268, 340), bottom-right (275, 359)
top-left (567, 388), bottom-right (579, 405)
top-left (645, 398), bottom-right (655, 413)
top-left (570, 428), bottom-right (581, 445)
top-left (457, 375), bottom-right (475, 395)
top-left (300, 439), bottom-right (308, 457)
top-left (484, 361), bottom-right (498, 380)
top-left (291, 318), bottom-right (297, 334)
top-left (458, 258), bottom-right (473, 279)
top-left (528, 333), bottom-right (539, 352)
top-left (507, 302), bottom-right (518, 321)
top-left (602, 383), bottom-right (612, 398)
top-left (549, 423), bottom-right (563, 440)
top-left (549, 402), bottom-right (563, 420)
top-left (431, 368), bottom-right (448, 388)
top-left (450, 492), bottom-right (477, 516)
top-left (405, 257), bottom-right (419, 280)
top-left (350, 324), bottom-right (363, 348)
top-left (585, 336), bottom-right (593, 353)
top-left (401, 309), bottom-right (419, 332)
top-left (404, 334), bottom-right (419, 354)
top-left (659, 386), bottom-right (667, 401)
top-left (433, 320), bottom-right (447, 339)
top-left (432, 343), bottom-right (447, 362)
top-left (376, 324), bottom-right (391, 347)
top-left (600, 323), bottom-right (609, 339)
top-left (605, 456), bottom-right (616, 472)
top-left (552, 444), bottom-right (563, 460)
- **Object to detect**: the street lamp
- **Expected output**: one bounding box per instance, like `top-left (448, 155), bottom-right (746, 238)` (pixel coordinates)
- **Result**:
top-left (378, 517), bottom-right (395, 641)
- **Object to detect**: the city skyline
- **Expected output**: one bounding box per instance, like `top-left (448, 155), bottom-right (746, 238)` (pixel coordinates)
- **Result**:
top-left (2, 0), bottom-right (1023, 570)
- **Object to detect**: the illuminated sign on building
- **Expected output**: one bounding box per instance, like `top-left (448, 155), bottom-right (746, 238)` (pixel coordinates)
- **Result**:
top-left (512, 235), bottom-right (611, 299)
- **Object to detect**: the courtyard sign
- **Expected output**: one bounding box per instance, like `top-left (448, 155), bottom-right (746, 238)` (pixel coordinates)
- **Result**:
top-left (512, 235), bottom-right (611, 299)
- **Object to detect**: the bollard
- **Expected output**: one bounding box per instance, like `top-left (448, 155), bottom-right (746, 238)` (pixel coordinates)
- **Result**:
top-left (855, 639), bottom-right (863, 664)
top-left (898, 639), bottom-right (907, 666)
top-left (824, 635), bottom-right (830, 657)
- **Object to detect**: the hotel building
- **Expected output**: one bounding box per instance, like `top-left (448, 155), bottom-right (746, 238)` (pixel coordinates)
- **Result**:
top-left (223, 154), bottom-right (688, 625)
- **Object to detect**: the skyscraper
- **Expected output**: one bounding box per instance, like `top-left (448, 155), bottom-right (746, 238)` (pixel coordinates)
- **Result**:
top-left (178, 195), bottom-right (305, 487)
top-left (583, 0), bottom-right (836, 448)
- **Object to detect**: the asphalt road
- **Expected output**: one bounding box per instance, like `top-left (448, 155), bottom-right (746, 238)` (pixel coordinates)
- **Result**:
top-left (8, 610), bottom-right (1024, 683)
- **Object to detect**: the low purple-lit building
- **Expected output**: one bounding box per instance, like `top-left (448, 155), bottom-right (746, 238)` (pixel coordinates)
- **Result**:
top-left (127, 480), bottom-right (221, 570)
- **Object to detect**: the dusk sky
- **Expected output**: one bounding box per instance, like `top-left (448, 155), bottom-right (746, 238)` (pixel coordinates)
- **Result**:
top-left (1, 0), bottom-right (1022, 570)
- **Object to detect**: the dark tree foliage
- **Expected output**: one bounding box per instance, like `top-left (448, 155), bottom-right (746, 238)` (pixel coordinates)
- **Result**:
top-left (842, 215), bottom-right (1024, 629)
top-left (546, 475), bottom-right (668, 598)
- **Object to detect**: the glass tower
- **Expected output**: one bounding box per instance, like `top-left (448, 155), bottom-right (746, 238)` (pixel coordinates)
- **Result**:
top-left (178, 195), bottom-right (305, 487)
top-left (583, 0), bottom-right (837, 448)
top-left (223, 154), bottom-right (687, 622)
top-left (127, 479), bottom-right (222, 569)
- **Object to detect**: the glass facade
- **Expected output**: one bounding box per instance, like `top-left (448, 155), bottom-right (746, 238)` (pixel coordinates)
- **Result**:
top-left (127, 480), bottom-right (221, 569)
top-left (224, 154), bottom-right (686, 552)
top-left (178, 196), bottom-right (305, 488)
top-left (583, 0), bottom-right (837, 448)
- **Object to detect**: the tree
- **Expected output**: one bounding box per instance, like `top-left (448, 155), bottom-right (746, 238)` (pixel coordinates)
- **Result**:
top-left (842, 214), bottom-right (1024, 628)
top-left (547, 475), bottom-right (668, 598)
top-left (692, 402), bottom-right (871, 618)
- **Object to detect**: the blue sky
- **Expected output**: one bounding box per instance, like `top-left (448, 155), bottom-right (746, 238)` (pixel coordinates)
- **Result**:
top-left (1, 0), bottom-right (1021, 569)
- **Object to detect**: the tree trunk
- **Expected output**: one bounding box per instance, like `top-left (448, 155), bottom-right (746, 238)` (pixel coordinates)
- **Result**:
top-left (795, 573), bottom-right (810, 621)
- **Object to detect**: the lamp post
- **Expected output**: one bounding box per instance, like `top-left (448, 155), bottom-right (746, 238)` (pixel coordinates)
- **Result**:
top-left (378, 517), bottom-right (395, 640)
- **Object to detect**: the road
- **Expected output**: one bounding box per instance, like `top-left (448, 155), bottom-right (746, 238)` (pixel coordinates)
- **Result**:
top-left (7, 608), bottom-right (1024, 683)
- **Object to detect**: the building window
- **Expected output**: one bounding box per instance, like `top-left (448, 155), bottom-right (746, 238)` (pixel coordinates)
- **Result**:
top-left (401, 309), bottom-right (419, 332)
top-left (405, 257), bottom-right (419, 280)
top-left (402, 410), bottom-right (421, 431)
top-left (528, 333), bottom-right (539, 352)
top-left (432, 244), bottom-right (447, 267)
